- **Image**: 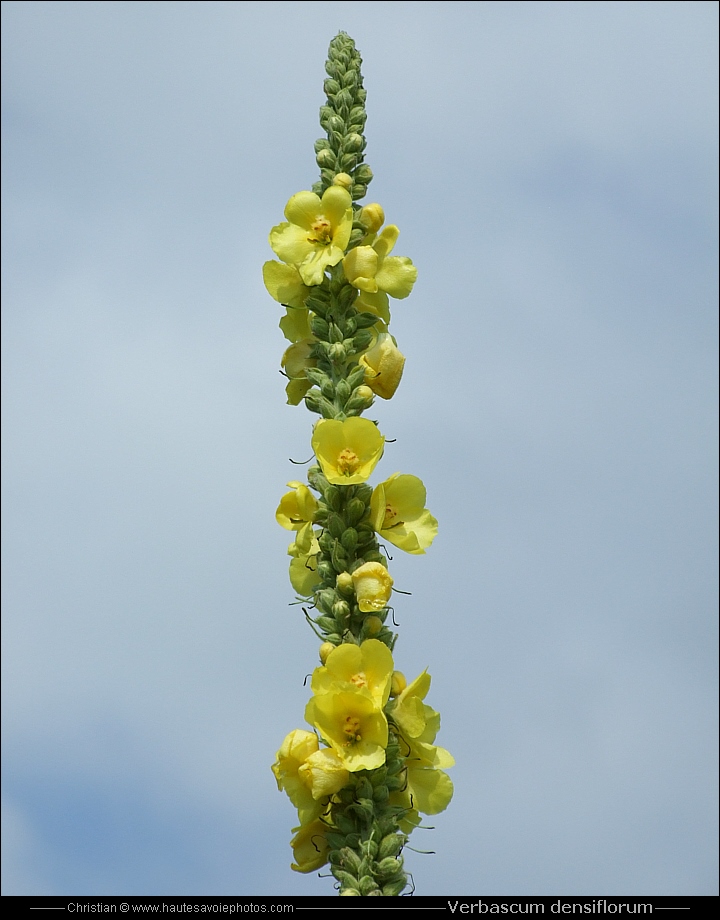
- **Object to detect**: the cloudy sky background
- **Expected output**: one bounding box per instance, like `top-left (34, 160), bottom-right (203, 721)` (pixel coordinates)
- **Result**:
top-left (2, 0), bottom-right (717, 897)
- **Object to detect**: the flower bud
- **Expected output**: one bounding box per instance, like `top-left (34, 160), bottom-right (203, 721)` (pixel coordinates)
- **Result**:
top-left (317, 561), bottom-right (335, 581)
top-left (332, 172), bottom-right (353, 191)
top-left (391, 671), bottom-right (407, 696)
top-left (346, 364), bottom-right (367, 388)
top-left (355, 483), bottom-right (373, 503)
top-left (345, 497), bottom-right (366, 525)
top-left (382, 879), bottom-right (407, 897)
top-left (339, 153), bottom-right (359, 172)
top-left (331, 541), bottom-right (348, 571)
top-left (355, 777), bottom-right (373, 800)
top-left (341, 69), bottom-right (358, 89)
top-left (319, 642), bottom-right (335, 664)
top-left (329, 342), bottom-right (347, 364)
top-left (304, 367), bottom-right (329, 388)
top-left (343, 133), bottom-right (365, 153)
top-left (378, 833), bottom-right (403, 861)
top-left (336, 378), bottom-right (351, 403)
top-left (338, 847), bottom-right (363, 876)
top-left (316, 589), bottom-right (336, 614)
top-left (316, 148), bottom-right (336, 169)
top-left (335, 571), bottom-right (354, 595)
top-left (332, 599), bottom-right (350, 620)
top-left (353, 164), bottom-right (373, 184)
top-left (337, 284), bottom-right (357, 309)
top-left (351, 330), bottom-right (373, 353)
top-left (310, 316), bottom-right (329, 339)
top-left (335, 869), bottom-right (360, 890)
top-left (341, 527), bottom-right (358, 552)
top-left (327, 512), bottom-right (345, 538)
top-left (353, 311), bottom-right (381, 329)
top-left (359, 203), bottom-right (385, 233)
top-left (364, 615), bottom-right (383, 637)
top-left (336, 88), bottom-right (354, 110)
top-left (358, 876), bottom-right (380, 896)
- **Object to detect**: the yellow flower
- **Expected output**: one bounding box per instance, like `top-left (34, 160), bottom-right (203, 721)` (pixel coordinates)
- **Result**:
top-left (311, 417), bottom-right (384, 485)
top-left (388, 669), bottom-right (432, 739)
top-left (280, 338), bottom-right (316, 406)
top-left (288, 523), bottom-right (321, 596)
top-left (298, 747), bottom-right (350, 800)
top-left (290, 817), bottom-right (330, 873)
top-left (405, 763), bottom-right (454, 815)
top-left (311, 639), bottom-right (394, 708)
top-left (270, 187), bottom-right (353, 286)
top-left (262, 260), bottom-right (310, 310)
top-left (305, 688), bottom-right (388, 772)
top-left (351, 561), bottom-right (393, 612)
top-left (343, 225), bottom-right (417, 322)
top-left (278, 307), bottom-right (312, 346)
top-left (370, 473), bottom-right (438, 555)
top-left (271, 729), bottom-right (322, 825)
top-left (388, 669), bottom-right (455, 769)
top-left (276, 481), bottom-right (319, 531)
top-left (358, 333), bottom-right (405, 400)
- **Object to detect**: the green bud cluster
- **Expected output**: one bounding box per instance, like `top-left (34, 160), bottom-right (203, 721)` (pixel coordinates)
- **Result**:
top-left (312, 32), bottom-right (373, 202)
top-left (323, 734), bottom-right (409, 896)
top-left (301, 265), bottom-right (377, 420)
top-left (307, 462), bottom-right (396, 652)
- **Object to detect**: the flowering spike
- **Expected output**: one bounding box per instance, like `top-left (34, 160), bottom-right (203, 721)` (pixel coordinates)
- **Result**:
top-left (265, 32), bottom-right (453, 895)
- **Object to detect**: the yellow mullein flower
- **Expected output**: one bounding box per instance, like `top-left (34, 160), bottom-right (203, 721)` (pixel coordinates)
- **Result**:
top-left (311, 639), bottom-right (394, 708)
top-left (351, 561), bottom-right (393, 612)
top-left (343, 225), bottom-right (417, 323)
top-left (370, 473), bottom-right (438, 555)
top-left (278, 306), bottom-right (312, 345)
top-left (358, 333), bottom-right (405, 400)
top-left (311, 417), bottom-right (384, 485)
top-left (262, 260), bottom-right (311, 310)
top-left (405, 763), bottom-right (454, 815)
top-left (271, 729), bottom-right (323, 825)
top-left (388, 669), bottom-right (455, 769)
top-left (388, 669), bottom-right (432, 738)
top-left (387, 788), bottom-right (422, 835)
top-left (276, 481), bottom-right (319, 531)
top-left (288, 523), bottom-right (321, 596)
top-left (280, 338), bottom-right (316, 406)
top-left (305, 688), bottom-right (388, 772)
top-left (290, 817), bottom-right (330, 873)
top-left (298, 747), bottom-right (350, 800)
top-left (270, 187), bottom-right (353, 286)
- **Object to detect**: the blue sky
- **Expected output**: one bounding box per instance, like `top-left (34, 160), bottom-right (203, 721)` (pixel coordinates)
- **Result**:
top-left (2, 0), bottom-right (717, 896)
